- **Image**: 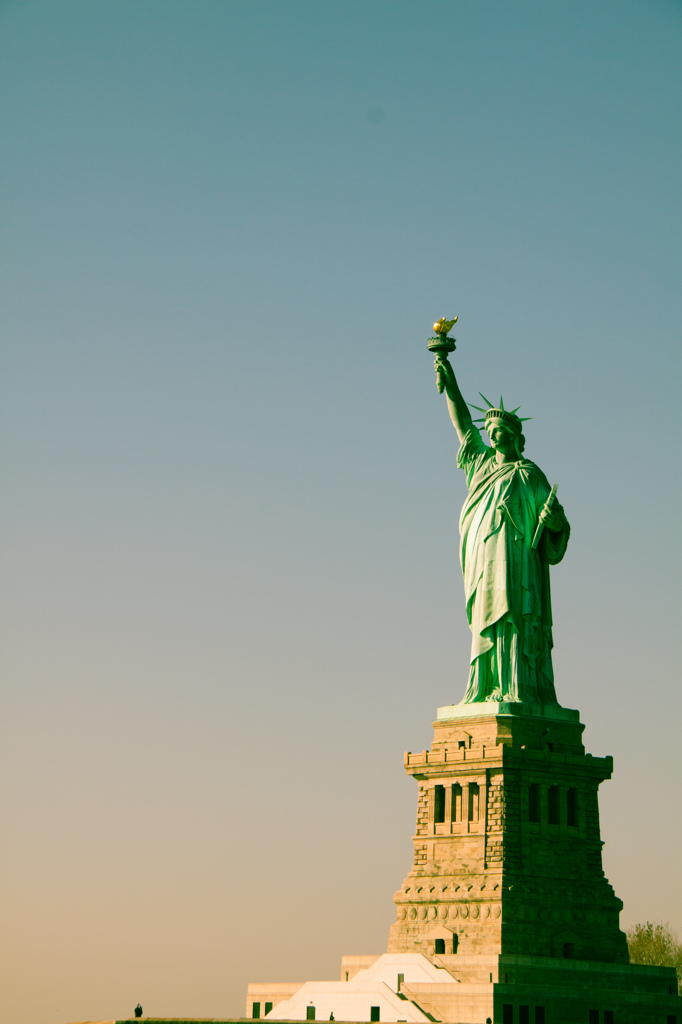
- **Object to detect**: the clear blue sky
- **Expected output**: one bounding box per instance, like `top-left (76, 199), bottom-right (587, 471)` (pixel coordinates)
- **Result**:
top-left (1, 2), bottom-right (681, 1022)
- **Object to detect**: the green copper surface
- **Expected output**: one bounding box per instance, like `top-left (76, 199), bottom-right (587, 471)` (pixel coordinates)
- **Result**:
top-left (436, 701), bottom-right (580, 722)
top-left (430, 322), bottom-right (570, 706)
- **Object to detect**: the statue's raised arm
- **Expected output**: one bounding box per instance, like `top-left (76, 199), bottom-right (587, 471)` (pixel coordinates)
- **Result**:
top-left (434, 353), bottom-right (473, 443)
top-left (428, 317), bottom-right (473, 442)
top-left (427, 316), bottom-right (570, 708)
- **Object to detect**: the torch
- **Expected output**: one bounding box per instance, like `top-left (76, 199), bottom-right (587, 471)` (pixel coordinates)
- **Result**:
top-left (427, 317), bottom-right (458, 393)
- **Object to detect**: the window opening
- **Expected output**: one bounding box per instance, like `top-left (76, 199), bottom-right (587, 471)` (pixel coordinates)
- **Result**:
top-left (535, 1009), bottom-right (545, 1024)
top-left (397, 974), bottom-right (404, 993)
top-left (434, 785), bottom-right (445, 823)
top-left (589, 1011), bottom-right (599, 1024)
top-left (548, 785), bottom-right (560, 825)
top-left (264, 1004), bottom-right (273, 1016)
top-left (434, 938), bottom-right (445, 954)
top-left (604, 1013), bottom-right (614, 1024)
top-left (452, 933), bottom-right (458, 953)
top-left (370, 1007), bottom-right (380, 1021)
top-left (567, 788), bottom-right (579, 827)
top-left (503, 1005), bottom-right (514, 1024)
top-left (468, 782), bottom-right (480, 822)
top-left (528, 783), bottom-right (540, 823)
top-left (451, 783), bottom-right (462, 822)
top-left (520, 1007), bottom-right (530, 1024)
top-left (252, 1004), bottom-right (261, 1019)
top-left (563, 942), bottom-right (574, 959)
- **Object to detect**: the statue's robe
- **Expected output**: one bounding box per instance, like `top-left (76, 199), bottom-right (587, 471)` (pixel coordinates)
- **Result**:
top-left (457, 427), bottom-right (570, 704)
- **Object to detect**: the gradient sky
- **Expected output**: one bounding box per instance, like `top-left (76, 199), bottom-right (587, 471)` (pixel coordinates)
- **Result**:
top-left (1, 2), bottom-right (681, 1023)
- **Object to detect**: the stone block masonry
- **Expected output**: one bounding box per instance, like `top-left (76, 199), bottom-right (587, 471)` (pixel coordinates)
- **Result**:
top-left (389, 708), bottom-right (628, 964)
top-left (242, 703), bottom-right (681, 1023)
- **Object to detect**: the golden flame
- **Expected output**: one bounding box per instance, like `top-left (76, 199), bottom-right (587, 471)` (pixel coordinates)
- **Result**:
top-left (433, 316), bottom-right (458, 335)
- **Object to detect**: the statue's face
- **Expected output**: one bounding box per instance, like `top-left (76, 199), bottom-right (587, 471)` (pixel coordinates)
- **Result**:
top-left (487, 421), bottom-right (517, 453)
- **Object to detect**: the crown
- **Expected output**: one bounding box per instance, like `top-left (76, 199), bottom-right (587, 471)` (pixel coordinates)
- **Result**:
top-left (469, 393), bottom-right (532, 434)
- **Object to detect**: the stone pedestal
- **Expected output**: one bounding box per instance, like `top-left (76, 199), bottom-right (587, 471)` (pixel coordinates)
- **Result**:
top-left (384, 702), bottom-right (681, 1023)
top-left (389, 702), bottom-right (628, 964)
top-left (245, 702), bottom-right (681, 1024)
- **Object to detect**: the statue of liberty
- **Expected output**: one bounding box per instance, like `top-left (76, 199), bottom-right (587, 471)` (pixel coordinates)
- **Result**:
top-left (430, 320), bottom-right (570, 705)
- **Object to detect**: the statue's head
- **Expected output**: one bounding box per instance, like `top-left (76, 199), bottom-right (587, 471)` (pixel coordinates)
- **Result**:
top-left (485, 412), bottom-right (526, 456)
top-left (470, 394), bottom-right (530, 457)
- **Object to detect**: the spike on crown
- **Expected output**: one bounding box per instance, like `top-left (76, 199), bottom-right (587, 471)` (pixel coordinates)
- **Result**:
top-left (469, 393), bottom-right (532, 435)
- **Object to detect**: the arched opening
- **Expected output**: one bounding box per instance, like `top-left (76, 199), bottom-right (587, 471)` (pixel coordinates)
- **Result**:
top-left (451, 784), bottom-right (462, 822)
top-left (468, 782), bottom-right (479, 822)
top-left (434, 785), bottom-right (446, 823)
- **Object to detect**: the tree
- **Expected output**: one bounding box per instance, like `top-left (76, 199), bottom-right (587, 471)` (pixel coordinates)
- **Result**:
top-left (627, 921), bottom-right (682, 993)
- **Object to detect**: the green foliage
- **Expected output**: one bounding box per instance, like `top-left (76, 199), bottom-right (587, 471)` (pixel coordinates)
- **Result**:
top-left (627, 921), bottom-right (682, 993)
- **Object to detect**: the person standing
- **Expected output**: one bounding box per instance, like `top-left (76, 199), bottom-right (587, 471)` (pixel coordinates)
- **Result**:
top-left (433, 350), bottom-right (570, 704)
